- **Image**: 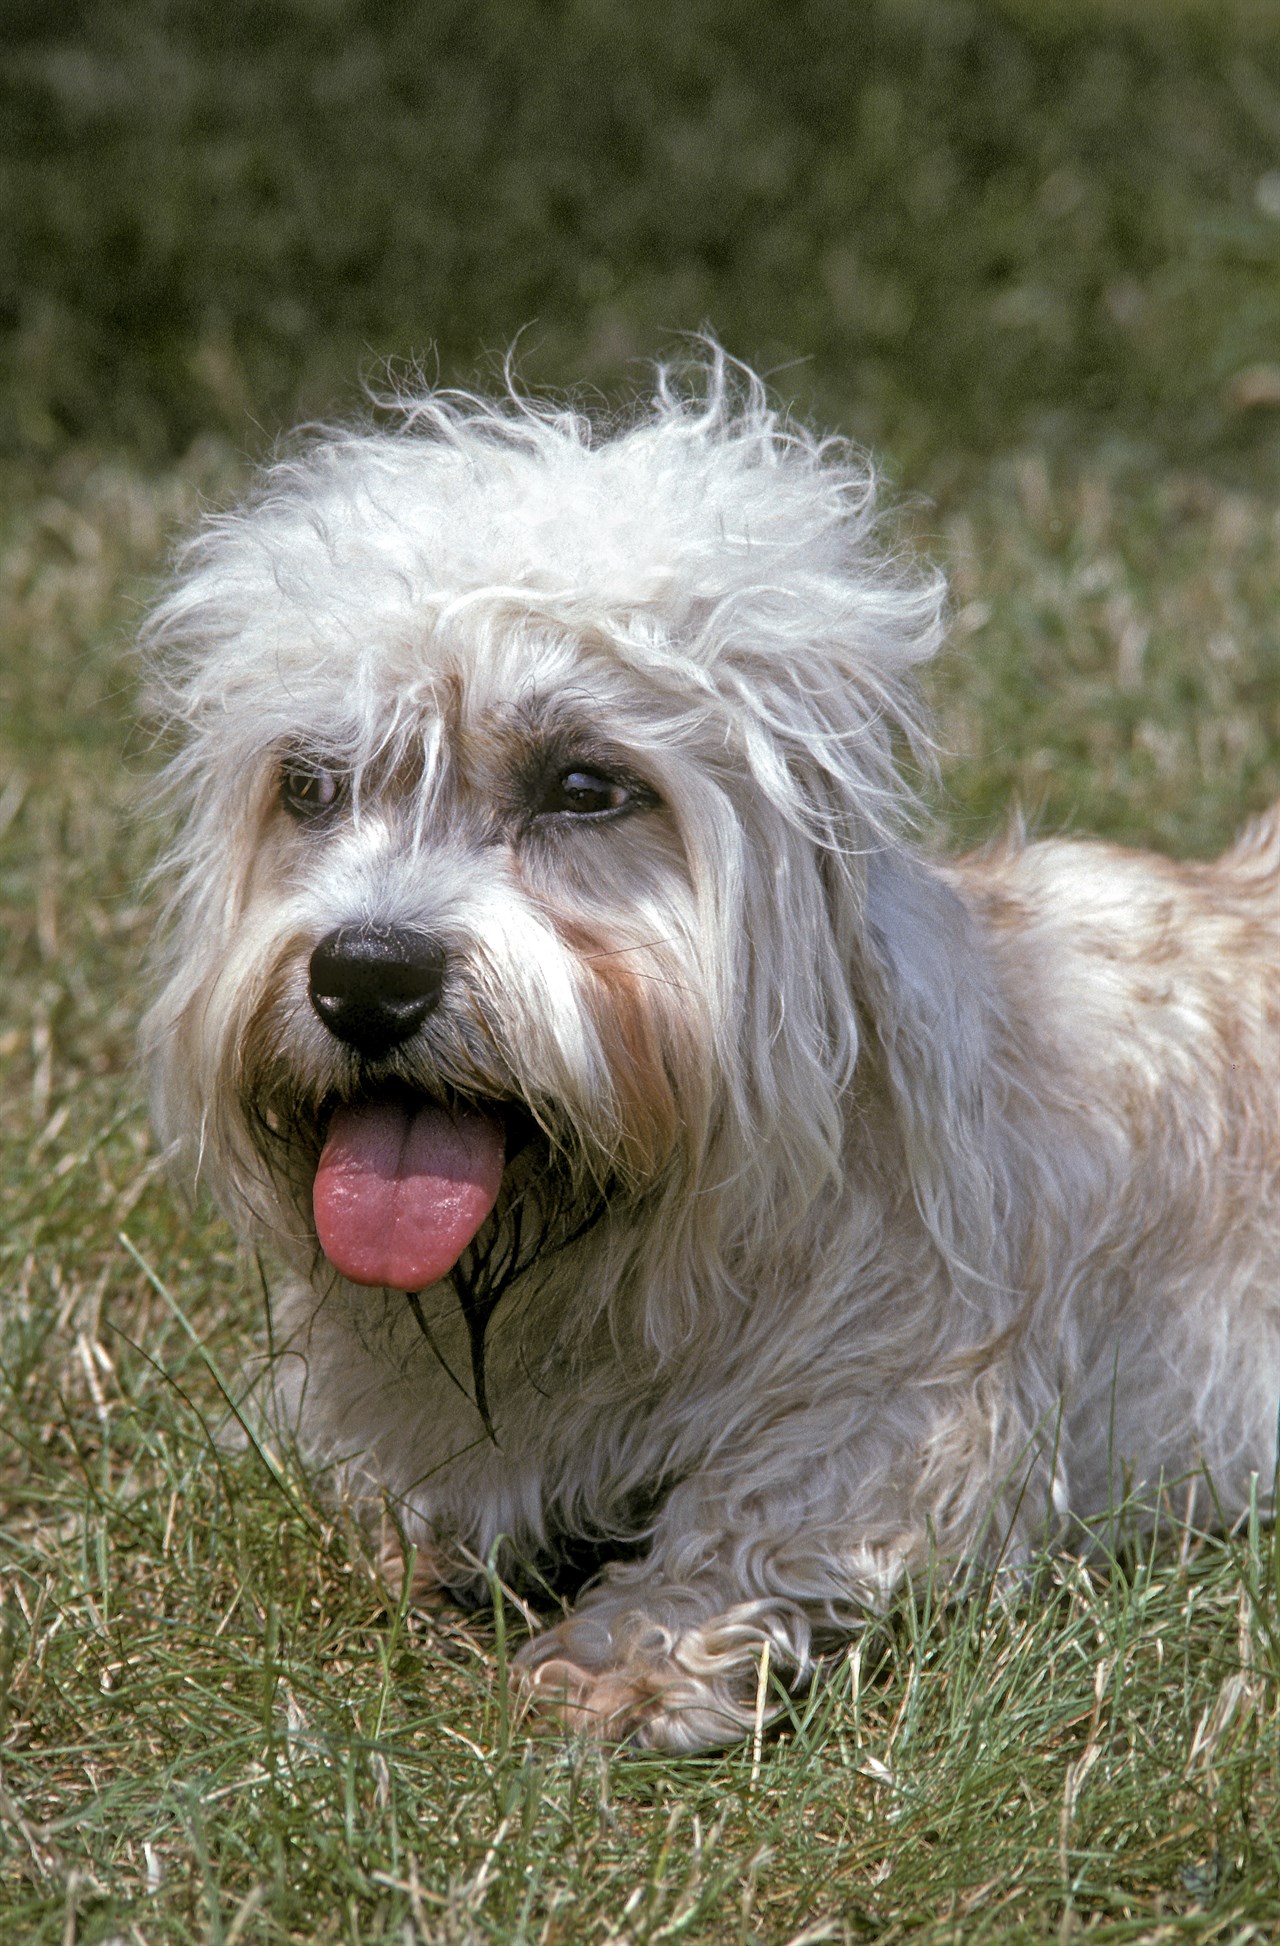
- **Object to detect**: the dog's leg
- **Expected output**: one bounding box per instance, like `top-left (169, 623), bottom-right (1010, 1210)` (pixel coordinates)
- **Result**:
top-left (513, 1376), bottom-right (1076, 1751)
top-left (511, 1459), bottom-right (928, 1751)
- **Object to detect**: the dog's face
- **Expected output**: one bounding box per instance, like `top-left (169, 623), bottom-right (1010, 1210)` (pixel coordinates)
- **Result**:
top-left (199, 640), bottom-right (721, 1301)
top-left (143, 368), bottom-right (948, 1350)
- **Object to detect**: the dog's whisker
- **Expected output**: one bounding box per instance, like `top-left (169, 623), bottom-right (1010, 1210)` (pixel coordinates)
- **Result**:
top-left (404, 1289), bottom-right (475, 1417)
top-left (576, 936), bottom-right (678, 959)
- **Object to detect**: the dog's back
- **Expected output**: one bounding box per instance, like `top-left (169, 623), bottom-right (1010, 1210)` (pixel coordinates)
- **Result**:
top-left (950, 803), bottom-right (1280, 1528)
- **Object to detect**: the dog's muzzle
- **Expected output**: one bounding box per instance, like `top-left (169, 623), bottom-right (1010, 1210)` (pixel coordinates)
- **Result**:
top-left (308, 924), bottom-right (446, 1058)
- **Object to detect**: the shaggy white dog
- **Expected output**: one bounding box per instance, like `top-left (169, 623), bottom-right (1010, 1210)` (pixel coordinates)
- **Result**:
top-left (142, 353), bottom-right (1280, 1752)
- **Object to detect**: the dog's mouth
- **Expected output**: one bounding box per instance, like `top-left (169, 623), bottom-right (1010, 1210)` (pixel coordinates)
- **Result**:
top-left (304, 1084), bottom-right (605, 1439)
top-left (312, 1092), bottom-right (509, 1292)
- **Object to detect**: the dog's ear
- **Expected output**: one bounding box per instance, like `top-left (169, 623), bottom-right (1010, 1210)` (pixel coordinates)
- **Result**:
top-left (855, 849), bottom-right (1003, 1279)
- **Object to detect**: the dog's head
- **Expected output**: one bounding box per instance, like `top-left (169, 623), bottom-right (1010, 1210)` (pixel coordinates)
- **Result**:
top-left (142, 353), bottom-right (959, 1346)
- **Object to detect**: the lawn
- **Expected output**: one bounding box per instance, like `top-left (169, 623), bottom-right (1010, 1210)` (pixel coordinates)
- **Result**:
top-left (2, 2), bottom-right (1279, 1941)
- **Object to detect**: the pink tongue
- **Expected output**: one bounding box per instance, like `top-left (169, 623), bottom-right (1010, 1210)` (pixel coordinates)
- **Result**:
top-left (313, 1100), bottom-right (505, 1291)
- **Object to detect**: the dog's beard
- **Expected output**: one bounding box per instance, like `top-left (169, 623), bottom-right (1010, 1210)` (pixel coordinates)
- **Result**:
top-left (420, 1118), bottom-right (608, 1438)
top-left (239, 1028), bottom-right (611, 1439)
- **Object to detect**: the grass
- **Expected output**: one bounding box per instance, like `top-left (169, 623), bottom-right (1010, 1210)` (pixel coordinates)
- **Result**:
top-left (3, 0), bottom-right (1280, 1938)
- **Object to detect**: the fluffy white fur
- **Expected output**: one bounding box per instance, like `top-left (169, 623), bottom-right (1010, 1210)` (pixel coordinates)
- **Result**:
top-left (142, 352), bottom-right (1280, 1752)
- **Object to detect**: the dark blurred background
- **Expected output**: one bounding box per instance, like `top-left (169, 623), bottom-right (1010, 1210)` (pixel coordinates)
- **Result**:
top-left (4, 0), bottom-right (1280, 481)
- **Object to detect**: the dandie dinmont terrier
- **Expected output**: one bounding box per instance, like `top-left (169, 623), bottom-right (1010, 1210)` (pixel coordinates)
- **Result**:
top-left (142, 353), bottom-right (1279, 1751)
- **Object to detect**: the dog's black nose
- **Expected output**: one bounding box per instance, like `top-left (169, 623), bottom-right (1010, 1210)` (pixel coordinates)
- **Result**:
top-left (308, 925), bottom-right (446, 1058)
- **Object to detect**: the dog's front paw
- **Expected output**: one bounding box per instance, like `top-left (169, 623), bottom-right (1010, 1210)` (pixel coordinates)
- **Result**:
top-left (519, 1655), bottom-right (678, 1744)
top-left (377, 1524), bottom-right (454, 1610)
top-left (514, 1615), bottom-right (775, 1753)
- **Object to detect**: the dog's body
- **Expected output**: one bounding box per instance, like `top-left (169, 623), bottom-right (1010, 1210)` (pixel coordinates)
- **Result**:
top-left (144, 358), bottom-right (1280, 1750)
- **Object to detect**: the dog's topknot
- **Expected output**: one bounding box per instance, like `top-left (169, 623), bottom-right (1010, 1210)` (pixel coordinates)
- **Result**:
top-left (144, 346), bottom-right (945, 849)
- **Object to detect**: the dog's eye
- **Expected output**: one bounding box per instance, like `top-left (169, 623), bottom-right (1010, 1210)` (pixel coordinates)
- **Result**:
top-left (539, 769), bottom-right (638, 819)
top-left (280, 761), bottom-right (342, 821)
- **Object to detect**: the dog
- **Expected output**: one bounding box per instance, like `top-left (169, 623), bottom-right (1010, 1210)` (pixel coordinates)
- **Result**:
top-left (141, 352), bottom-right (1280, 1752)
